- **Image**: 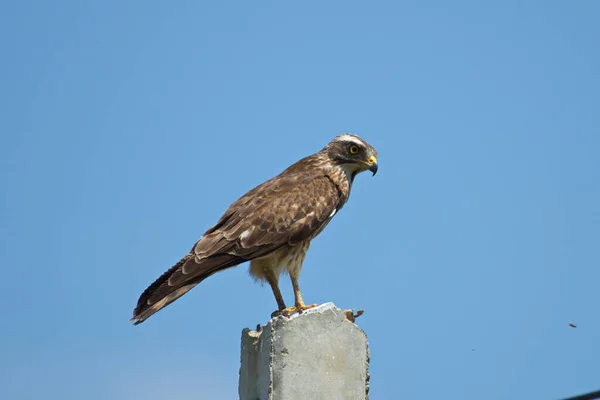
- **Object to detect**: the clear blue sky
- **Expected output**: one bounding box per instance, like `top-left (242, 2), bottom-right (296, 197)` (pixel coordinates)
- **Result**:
top-left (1, 1), bottom-right (599, 399)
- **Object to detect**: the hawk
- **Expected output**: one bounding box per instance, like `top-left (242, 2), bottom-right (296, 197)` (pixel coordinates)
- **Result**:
top-left (131, 134), bottom-right (378, 324)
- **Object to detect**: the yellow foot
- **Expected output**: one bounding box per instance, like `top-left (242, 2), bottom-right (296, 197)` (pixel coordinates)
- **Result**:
top-left (281, 303), bottom-right (317, 317)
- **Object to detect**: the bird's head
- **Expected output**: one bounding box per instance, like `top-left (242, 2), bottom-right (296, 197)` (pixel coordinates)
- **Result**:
top-left (324, 133), bottom-right (378, 178)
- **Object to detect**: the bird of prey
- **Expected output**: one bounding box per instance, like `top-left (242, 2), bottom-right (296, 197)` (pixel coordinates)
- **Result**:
top-left (131, 134), bottom-right (378, 325)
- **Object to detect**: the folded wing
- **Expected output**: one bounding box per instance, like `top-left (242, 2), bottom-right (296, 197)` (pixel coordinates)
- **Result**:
top-left (131, 172), bottom-right (341, 324)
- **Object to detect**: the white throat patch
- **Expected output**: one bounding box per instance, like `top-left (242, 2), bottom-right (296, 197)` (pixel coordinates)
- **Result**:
top-left (338, 162), bottom-right (361, 189)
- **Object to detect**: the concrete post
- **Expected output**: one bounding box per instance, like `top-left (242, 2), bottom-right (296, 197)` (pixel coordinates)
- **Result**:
top-left (239, 302), bottom-right (370, 400)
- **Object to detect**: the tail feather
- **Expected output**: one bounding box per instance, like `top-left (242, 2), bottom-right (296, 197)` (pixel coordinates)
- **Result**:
top-left (131, 252), bottom-right (243, 325)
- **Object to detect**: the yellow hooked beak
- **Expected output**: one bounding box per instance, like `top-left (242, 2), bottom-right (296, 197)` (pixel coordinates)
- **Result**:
top-left (366, 155), bottom-right (378, 176)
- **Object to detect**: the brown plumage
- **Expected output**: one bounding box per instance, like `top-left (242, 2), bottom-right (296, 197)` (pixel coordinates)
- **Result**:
top-left (131, 134), bottom-right (378, 324)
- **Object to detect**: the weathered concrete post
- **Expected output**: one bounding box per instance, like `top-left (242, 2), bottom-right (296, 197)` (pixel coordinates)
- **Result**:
top-left (239, 302), bottom-right (370, 400)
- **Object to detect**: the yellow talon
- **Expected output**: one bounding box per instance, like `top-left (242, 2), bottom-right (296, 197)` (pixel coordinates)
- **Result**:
top-left (281, 303), bottom-right (317, 316)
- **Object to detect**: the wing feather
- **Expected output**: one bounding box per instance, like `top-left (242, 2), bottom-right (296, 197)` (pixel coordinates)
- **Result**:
top-left (131, 168), bottom-right (344, 324)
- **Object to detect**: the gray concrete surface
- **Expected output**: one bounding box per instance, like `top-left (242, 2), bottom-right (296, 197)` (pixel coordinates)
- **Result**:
top-left (239, 302), bottom-right (370, 400)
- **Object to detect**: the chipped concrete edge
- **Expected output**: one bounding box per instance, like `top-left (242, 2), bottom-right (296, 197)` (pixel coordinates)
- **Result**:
top-left (240, 302), bottom-right (370, 400)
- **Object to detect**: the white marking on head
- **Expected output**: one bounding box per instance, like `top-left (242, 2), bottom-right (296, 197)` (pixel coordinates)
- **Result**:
top-left (334, 134), bottom-right (365, 147)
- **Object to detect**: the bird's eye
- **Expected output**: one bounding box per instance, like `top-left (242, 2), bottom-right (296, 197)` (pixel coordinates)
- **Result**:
top-left (349, 145), bottom-right (359, 154)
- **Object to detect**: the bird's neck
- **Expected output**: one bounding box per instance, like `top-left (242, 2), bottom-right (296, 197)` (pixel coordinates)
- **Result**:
top-left (322, 163), bottom-right (353, 204)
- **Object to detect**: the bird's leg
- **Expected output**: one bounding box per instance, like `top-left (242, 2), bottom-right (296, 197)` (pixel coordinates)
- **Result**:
top-left (264, 270), bottom-right (287, 318)
top-left (282, 270), bottom-right (317, 316)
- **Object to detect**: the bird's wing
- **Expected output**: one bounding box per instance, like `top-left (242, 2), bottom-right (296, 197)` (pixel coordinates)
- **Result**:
top-left (131, 172), bottom-right (342, 324)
